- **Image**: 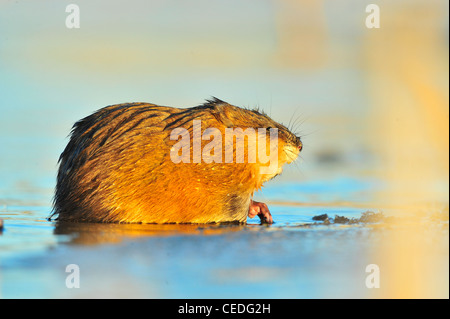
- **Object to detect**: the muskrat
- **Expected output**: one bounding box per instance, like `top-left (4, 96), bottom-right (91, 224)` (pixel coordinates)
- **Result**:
top-left (51, 98), bottom-right (302, 224)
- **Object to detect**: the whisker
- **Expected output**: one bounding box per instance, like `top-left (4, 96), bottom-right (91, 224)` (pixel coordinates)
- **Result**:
top-left (292, 114), bottom-right (311, 135)
top-left (288, 108), bottom-right (301, 132)
top-left (290, 111), bottom-right (305, 131)
top-left (296, 128), bottom-right (320, 139)
top-left (290, 156), bottom-right (305, 178)
top-left (269, 94), bottom-right (273, 118)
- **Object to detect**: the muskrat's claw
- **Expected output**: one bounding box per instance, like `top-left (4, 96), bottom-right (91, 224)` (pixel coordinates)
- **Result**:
top-left (248, 200), bottom-right (273, 224)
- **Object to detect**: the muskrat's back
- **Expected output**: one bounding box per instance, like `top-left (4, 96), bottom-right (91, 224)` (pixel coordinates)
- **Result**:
top-left (52, 98), bottom-right (302, 223)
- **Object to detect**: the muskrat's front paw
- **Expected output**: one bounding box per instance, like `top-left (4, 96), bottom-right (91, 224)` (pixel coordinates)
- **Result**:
top-left (248, 200), bottom-right (273, 224)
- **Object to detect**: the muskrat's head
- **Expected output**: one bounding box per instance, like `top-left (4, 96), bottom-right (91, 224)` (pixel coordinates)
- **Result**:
top-left (205, 98), bottom-right (303, 182)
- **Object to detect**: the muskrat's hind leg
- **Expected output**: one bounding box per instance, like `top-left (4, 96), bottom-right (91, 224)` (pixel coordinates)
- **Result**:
top-left (248, 200), bottom-right (273, 224)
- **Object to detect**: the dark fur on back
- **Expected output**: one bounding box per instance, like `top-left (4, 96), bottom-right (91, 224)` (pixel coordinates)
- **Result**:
top-left (52, 102), bottom-right (176, 221)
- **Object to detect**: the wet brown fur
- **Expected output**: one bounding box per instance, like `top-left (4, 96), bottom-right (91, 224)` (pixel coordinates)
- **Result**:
top-left (52, 98), bottom-right (302, 223)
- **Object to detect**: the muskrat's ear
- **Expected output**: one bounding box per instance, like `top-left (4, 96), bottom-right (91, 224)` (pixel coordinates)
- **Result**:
top-left (210, 102), bottom-right (234, 128)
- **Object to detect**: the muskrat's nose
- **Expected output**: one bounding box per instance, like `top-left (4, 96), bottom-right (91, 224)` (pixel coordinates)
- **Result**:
top-left (298, 139), bottom-right (303, 152)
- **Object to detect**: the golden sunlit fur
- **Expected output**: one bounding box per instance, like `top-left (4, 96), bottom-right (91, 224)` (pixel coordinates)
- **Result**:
top-left (52, 98), bottom-right (302, 223)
